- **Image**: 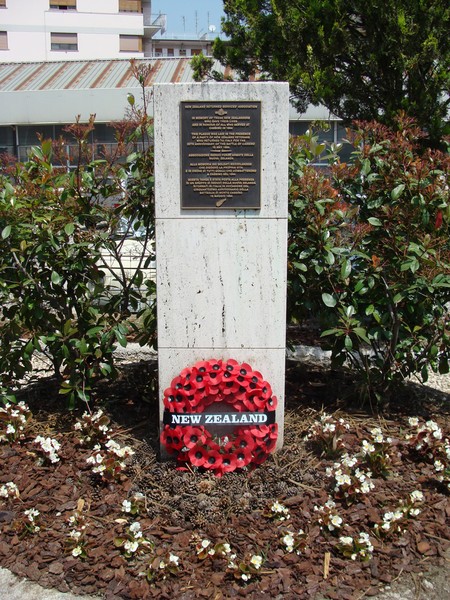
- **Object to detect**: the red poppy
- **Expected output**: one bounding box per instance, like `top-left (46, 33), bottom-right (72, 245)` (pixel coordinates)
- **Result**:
top-left (188, 445), bottom-right (209, 467)
top-left (221, 375), bottom-right (240, 395)
top-left (259, 435), bottom-right (277, 453)
top-left (252, 446), bottom-right (270, 465)
top-left (183, 426), bottom-right (207, 449)
top-left (207, 358), bottom-right (222, 371)
top-left (234, 447), bottom-right (252, 467)
top-left (220, 453), bottom-right (238, 472)
top-left (224, 359), bottom-right (240, 376)
top-left (267, 395), bottom-right (278, 410)
top-left (203, 450), bottom-right (223, 470)
top-left (161, 425), bottom-right (185, 452)
top-left (267, 423), bottom-right (278, 439)
top-left (247, 425), bottom-right (270, 439)
top-left (213, 452), bottom-right (238, 477)
top-left (242, 394), bottom-right (258, 411)
top-left (233, 434), bottom-right (256, 453)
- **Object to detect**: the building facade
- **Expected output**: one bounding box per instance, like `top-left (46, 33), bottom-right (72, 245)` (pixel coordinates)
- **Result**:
top-left (0, 0), bottom-right (167, 62)
top-left (0, 0), bottom-right (217, 62)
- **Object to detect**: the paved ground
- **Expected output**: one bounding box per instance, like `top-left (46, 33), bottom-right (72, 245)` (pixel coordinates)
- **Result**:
top-left (0, 567), bottom-right (98, 600)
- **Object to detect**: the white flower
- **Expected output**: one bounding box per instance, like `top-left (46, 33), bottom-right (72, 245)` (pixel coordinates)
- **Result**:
top-left (408, 417), bottom-right (419, 427)
top-left (330, 514), bottom-right (343, 529)
top-left (72, 546), bottom-right (83, 557)
top-left (159, 560), bottom-right (166, 569)
top-left (124, 540), bottom-right (139, 553)
top-left (250, 554), bottom-right (262, 569)
top-left (6, 424), bottom-right (16, 434)
top-left (360, 481), bottom-right (374, 494)
top-left (410, 490), bottom-right (424, 502)
top-left (241, 573), bottom-right (250, 581)
top-left (169, 553), bottom-right (179, 565)
top-left (361, 440), bottom-right (375, 455)
top-left (69, 530), bottom-right (81, 539)
top-left (129, 521), bottom-right (141, 535)
top-left (122, 500), bottom-right (132, 513)
top-left (24, 508), bottom-right (39, 520)
top-left (341, 454), bottom-right (358, 468)
top-left (323, 423), bottom-right (336, 433)
top-left (74, 422), bottom-right (82, 431)
top-left (339, 536), bottom-right (353, 546)
top-left (409, 508), bottom-right (421, 516)
top-left (222, 543), bottom-right (231, 554)
top-left (201, 539), bottom-right (210, 549)
top-left (434, 460), bottom-right (444, 472)
top-left (282, 532), bottom-right (295, 552)
top-left (370, 428), bottom-right (384, 443)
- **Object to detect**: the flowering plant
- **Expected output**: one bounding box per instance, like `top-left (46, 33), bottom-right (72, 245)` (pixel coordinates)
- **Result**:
top-left (263, 500), bottom-right (291, 522)
top-left (74, 409), bottom-right (110, 447)
top-left (114, 521), bottom-right (153, 559)
top-left (405, 418), bottom-right (450, 491)
top-left (86, 439), bottom-right (134, 482)
top-left (305, 413), bottom-right (349, 457)
top-left (121, 492), bottom-right (146, 516)
top-left (228, 553), bottom-right (265, 583)
top-left (0, 401), bottom-right (32, 443)
top-left (161, 359), bottom-right (278, 476)
top-left (359, 427), bottom-right (394, 478)
top-left (280, 529), bottom-right (308, 555)
top-left (34, 435), bottom-right (61, 464)
top-left (337, 532), bottom-right (373, 562)
top-left (66, 510), bottom-right (88, 559)
top-left (325, 454), bottom-right (375, 505)
top-left (314, 498), bottom-right (344, 534)
top-left (0, 481), bottom-right (20, 501)
top-left (373, 490), bottom-right (424, 538)
top-left (145, 551), bottom-right (181, 582)
top-left (23, 508), bottom-right (41, 534)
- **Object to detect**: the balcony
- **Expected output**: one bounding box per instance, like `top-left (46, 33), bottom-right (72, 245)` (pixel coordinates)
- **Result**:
top-left (143, 11), bottom-right (166, 38)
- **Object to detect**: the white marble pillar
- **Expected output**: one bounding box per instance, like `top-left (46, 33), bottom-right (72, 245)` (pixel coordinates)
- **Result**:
top-left (154, 82), bottom-right (289, 449)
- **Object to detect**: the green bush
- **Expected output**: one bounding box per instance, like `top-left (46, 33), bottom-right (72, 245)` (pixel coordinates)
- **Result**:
top-left (288, 116), bottom-right (450, 407)
top-left (0, 107), bottom-right (155, 408)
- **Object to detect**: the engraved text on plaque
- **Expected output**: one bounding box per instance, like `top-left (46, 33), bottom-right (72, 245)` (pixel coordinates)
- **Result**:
top-left (181, 101), bottom-right (261, 209)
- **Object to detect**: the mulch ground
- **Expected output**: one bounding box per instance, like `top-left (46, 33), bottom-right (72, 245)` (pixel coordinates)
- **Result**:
top-left (0, 355), bottom-right (449, 600)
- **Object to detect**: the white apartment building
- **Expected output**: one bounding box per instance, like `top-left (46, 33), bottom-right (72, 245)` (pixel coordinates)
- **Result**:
top-left (0, 0), bottom-right (216, 61)
top-left (0, 0), bottom-right (168, 62)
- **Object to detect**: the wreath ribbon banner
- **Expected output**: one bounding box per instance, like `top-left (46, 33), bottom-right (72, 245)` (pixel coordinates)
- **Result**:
top-left (160, 358), bottom-right (278, 476)
top-left (163, 411), bottom-right (276, 426)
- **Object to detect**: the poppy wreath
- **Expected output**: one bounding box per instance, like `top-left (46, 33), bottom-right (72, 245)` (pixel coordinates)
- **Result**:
top-left (161, 359), bottom-right (278, 476)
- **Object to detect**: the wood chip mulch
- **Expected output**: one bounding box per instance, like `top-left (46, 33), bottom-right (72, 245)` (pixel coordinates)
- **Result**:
top-left (0, 360), bottom-right (449, 599)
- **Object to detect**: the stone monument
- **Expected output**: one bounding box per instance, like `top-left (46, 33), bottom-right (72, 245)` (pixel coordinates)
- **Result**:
top-left (154, 82), bottom-right (289, 469)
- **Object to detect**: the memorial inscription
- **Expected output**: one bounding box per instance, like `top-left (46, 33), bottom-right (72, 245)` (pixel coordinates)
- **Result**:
top-left (181, 101), bottom-right (261, 209)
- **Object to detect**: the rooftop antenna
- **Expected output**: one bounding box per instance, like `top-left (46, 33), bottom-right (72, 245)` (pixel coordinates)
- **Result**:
top-left (182, 15), bottom-right (185, 33)
top-left (195, 10), bottom-right (198, 35)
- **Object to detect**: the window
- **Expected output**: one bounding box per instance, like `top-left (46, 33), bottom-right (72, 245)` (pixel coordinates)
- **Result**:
top-left (119, 0), bottom-right (142, 13)
top-left (167, 48), bottom-right (174, 57)
top-left (0, 1), bottom-right (6, 8)
top-left (154, 47), bottom-right (162, 57)
top-left (50, 0), bottom-right (76, 9)
top-left (119, 35), bottom-right (142, 52)
top-left (191, 49), bottom-right (202, 56)
top-left (51, 32), bottom-right (78, 51)
top-left (0, 31), bottom-right (8, 50)
top-left (179, 48), bottom-right (186, 56)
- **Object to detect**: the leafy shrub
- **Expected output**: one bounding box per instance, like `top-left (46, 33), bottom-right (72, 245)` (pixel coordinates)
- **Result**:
top-left (0, 73), bottom-right (156, 408)
top-left (288, 116), bottom-right (450, 407)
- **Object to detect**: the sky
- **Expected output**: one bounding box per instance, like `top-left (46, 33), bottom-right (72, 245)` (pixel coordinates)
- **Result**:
top-left (151, 0), bottom-right (226, 38)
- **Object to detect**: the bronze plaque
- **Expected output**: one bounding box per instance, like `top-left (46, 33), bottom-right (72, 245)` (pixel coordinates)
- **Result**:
top-left (180, 101), bottom-right (261, 209)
